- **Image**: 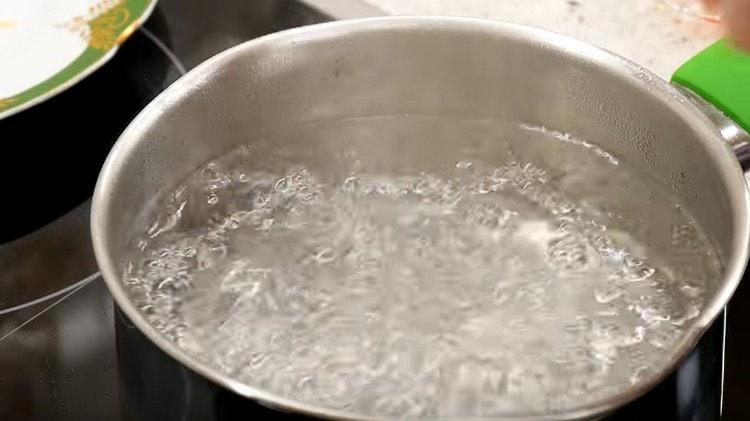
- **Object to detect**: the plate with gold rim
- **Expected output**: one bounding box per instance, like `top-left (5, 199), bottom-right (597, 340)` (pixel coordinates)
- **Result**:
top-left (0, 0), bottom-right (157, 120)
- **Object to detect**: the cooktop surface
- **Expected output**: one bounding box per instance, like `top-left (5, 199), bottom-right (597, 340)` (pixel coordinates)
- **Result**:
top-left (0, 1), bottom-right (747, 419)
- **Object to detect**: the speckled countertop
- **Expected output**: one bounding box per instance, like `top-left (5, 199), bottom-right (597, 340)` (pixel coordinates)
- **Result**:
top-left (361, 0), bottom-right (722, 78)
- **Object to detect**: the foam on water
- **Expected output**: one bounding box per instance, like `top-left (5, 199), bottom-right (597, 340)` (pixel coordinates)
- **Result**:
top-left (123, 117), bottom-right (720, 417)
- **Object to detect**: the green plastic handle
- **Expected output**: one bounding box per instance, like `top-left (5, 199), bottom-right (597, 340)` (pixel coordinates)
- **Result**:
top-left (672, 40), bottom-right (750, 133)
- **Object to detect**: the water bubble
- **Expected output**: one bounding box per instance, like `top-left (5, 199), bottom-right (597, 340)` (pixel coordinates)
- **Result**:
top-left (670, 305), bottom-right (700, 326)
top-left (275, 177), bottom-right (290, 193)
top-left (594, 287), bottom-right (624, 303)
top-left (679, 281), bottom-right (703, 298)
top-left (623, 255), bottom-right (642, 268)
top-left (456, 160), bottom-right (474, 170)
top-left (547, 234), bottom-right (589, 271)
top-left (313, 248), bottom-right (336, 264)
top-left (628, 366), bottom-right (650, 385)
top-left (634, 267), bottom-right (656, 281)
top-left (342, 176), bottom-right (361, 194)
top-left (250, 352), bottom-right (269, 369)
top-left (258, 218), bottom-right (274, 231)
top-left (147, 201), bottom-right (187, 238)
top-left (469, 180), bottom-right (491, 195)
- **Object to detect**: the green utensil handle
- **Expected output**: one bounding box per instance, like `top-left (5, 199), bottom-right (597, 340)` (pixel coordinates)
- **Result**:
top-left (672, 40), bottom-right (750, 134)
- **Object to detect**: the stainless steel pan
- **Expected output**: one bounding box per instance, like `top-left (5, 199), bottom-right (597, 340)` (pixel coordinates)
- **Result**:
top-left (91, 17), bottom-right (750, 420)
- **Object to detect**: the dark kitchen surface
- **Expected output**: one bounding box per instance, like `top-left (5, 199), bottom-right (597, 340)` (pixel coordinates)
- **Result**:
top-left (724, 278), bottom-right (750, 420)
top-left (0, 0), bottom-right (748, 419)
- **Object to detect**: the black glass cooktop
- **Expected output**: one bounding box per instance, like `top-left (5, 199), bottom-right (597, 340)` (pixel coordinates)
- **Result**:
top-left (0, 1), bottom-right (747, 419)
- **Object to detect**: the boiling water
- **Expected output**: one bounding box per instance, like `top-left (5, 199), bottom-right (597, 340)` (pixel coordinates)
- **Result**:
top-left (124, 116), bottom-right (720, 417)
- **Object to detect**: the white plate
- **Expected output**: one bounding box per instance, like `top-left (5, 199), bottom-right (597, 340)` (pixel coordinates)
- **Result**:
top-left (0, 0), bottom-right (157, 119)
